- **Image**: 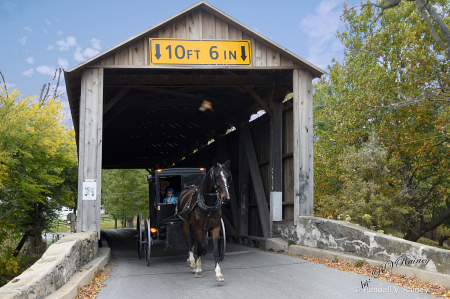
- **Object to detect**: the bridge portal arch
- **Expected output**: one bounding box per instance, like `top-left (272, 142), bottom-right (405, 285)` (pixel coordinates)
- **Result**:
top-left (65, 1), bottom-right (324, 238)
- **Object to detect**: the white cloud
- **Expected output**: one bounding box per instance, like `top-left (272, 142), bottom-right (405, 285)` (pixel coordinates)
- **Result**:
top-left (74, 46), bottom-right (84, 62)
top-left (47, 45), bottom-right (54, 50)
top-left (4, 82), bottom-right (15, 89)
top-left (83, 48), bottom-right (100, 58)
top-left (45, 19), bottom-right (51, 25)
top-left (299, 0), bottom-right (344, 69)
top-left (90, 38), bottom-right (101, 50)
top-left (23, 27), bottom-right (32, 32)
top-left (57, 30), bottom-right (63, 35)
top-left (58, 58), bottom-right (69, 69)
top-left (22, 68), bottom-right (34, 77)
top-left (26, 57), bottom-right (34, 64)
top-left (18, 36), bottom-right (27, 45)
top-left (57, 36), bottom-right (77, 51)
top-left (36, 65), bottom-right (56, 76)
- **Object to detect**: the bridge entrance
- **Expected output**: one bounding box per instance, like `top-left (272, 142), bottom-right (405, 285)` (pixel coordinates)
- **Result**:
top-left (65, 1), bottom-right (324, 239)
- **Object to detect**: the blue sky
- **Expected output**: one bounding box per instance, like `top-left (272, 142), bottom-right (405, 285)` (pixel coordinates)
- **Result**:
top-left (0, 0), bottom-right (360, 126)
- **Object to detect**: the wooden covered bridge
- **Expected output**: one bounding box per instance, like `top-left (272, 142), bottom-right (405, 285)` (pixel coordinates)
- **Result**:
top-left (65, 1), bottom-right (325, 240)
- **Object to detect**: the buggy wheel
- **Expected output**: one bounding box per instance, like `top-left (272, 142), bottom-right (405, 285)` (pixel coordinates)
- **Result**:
top-left (219, 218), bottom-right (226, 261)
top-left (145, 219), bottom-right (152, 266)
top-left (136, 214), bottom-right (142, 259)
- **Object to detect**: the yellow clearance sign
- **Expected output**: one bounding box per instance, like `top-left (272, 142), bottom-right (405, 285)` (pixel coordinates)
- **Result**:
top-left (149, 39), bottom-right (252, 66)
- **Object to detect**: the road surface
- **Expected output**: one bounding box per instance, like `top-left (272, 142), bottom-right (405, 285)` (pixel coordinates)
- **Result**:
top-left (97, 229), bottom-right (436, 299)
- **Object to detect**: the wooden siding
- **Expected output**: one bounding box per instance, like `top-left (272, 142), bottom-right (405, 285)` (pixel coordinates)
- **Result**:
top-left (102, 8), bottom-right (293, 68)
top-left (175, 101), bottom-right (294, 237)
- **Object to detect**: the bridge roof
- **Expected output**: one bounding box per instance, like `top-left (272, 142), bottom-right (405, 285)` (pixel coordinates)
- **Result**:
top-left (65, 1), bottom-right (324, 170)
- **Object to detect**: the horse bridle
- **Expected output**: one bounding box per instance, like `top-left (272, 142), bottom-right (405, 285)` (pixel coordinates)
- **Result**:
top-left (209, 163), bottom-right (232, 198)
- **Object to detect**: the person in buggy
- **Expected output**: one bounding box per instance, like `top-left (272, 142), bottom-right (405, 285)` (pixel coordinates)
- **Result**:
top-left (163, 188), bottom-right (178, 204)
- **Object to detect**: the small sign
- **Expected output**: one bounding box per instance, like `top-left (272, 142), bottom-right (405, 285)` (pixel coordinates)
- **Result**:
top-left (149, 39), bottom-right (252, 66)
top-left (83, 179), bottom-right (96, 200)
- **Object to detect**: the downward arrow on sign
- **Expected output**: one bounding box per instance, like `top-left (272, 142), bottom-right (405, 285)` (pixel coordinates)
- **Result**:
top-left (155, 44), bottom-right (161, 60)
top-left (240, 46), bottom-right (247, 61)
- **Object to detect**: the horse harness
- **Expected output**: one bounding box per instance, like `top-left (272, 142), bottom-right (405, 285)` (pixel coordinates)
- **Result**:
top-left (159, 164), bottom-right (231, 231)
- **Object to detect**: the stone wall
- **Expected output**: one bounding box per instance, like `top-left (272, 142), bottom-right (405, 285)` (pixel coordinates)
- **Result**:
top-left (0, 232), bottom-right (98, 299)
top-left (273, 216), bottom-right (450, 275)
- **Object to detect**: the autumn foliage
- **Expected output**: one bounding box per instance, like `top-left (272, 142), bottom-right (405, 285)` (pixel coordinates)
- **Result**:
top-left (314, 0), bottom-right (450, 241)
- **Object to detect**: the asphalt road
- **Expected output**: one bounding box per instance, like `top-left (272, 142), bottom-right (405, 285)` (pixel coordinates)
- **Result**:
top-left (97, 229), bottom-right (436, 299)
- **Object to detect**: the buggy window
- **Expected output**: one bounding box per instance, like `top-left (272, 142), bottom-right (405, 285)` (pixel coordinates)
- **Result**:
top-left (182, 174), bottom-right (202, 189)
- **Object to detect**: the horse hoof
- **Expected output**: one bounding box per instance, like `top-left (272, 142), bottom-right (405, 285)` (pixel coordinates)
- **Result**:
top-left (187, 260), bottom-right (191, 266)
top-left (195, 271), bottom-right (203, 278)
top-left (190, 267), bottom-right (196, 273)
top-left (215, 276), bottom-right (224, 282)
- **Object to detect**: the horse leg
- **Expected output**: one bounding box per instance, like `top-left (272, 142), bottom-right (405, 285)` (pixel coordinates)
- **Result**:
top-left (212, 225), bottom-right (224, 282)
top-left (183, 221), bottom-right (196, 270)
top-left (195, 229), bottom-right (205, 278)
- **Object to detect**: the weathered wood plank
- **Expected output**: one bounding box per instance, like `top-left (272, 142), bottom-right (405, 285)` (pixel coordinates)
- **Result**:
top-left (202, 10), bottom-right (215, 39)
top-left (228, 25), bottom-right (242, 40)
top-left (293, 69), bottom-right (314, 223)
top-left (80, 68), bottom-right (104, 236)
top-left (174, 16), bottom-right (187, 38)
top-left (158, 23), bottom-right (173, 38)
top-left (267, 48), bottom-right (280, 67)
top-left (130, 39), bottom-right (144, 65)
top-left (270, 101), bottom-right (283, 192)
top-left (254, 40), bottom-right (267, 67)
top-left (186, 10), bottom-right (200, 39)
top-left (215, 17), bottom-right (228, 39)
top-left (95, 68), bottom-right (104, 235)
top-left (105, 74), bottom-right (274, 86)
top-left (281, 55), bottom-right (294, 66)
top-left (77, 69), bottom-right (87, 232)
top-left (244, 86), bottom-right (272, 115)
top-left (115, 47), bottom-right (129, 65)
top-left (239, 126), bottom-right (249, 235)
top-left (241, 126), bottom-right (270, 238)
top-left (101, 54), bottom-right (115, 66)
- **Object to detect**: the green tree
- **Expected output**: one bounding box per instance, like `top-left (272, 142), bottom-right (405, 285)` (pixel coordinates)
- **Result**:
top-left (0, 86), bottom-right (77, 256)
top-left (314, 0), bottom-right (450, 241)
top-left (102, 169), bottom-right (149, 228)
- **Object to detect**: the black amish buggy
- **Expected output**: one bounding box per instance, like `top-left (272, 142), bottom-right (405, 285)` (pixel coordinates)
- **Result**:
top-left (135, 167), bottom-right (227, 272)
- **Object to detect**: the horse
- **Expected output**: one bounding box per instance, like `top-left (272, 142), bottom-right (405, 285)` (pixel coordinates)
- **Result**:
top-left (177, 159), bottom-right (231, 281)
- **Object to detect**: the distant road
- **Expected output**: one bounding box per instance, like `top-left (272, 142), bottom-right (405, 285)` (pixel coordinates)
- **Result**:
top-left (97, 229), bottom-right (435, 299)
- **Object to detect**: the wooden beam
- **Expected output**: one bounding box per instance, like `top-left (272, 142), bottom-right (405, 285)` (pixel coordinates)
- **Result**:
top-left (239, 125), bottom-right (249, 235)
top-left (293, 69), bottom-right (314, 223)
top-left (241, 126), bottom-right (270, 238)
top-left (104, 74), bottom-right (274, 86)
top-left (244, 86), bottom-right (272, 116)
top-left (103, 87), bottom-right (130, 114)
top-left (270, 100), bottom-right (283, 231)
top-left (77, 68), bottom-right (104, 238)
top-left (270, 101), bottom-right (283, 192)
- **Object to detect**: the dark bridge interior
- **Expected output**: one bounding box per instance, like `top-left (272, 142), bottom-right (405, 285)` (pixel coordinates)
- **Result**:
top-left (67, 68), bottom-right (293, 169)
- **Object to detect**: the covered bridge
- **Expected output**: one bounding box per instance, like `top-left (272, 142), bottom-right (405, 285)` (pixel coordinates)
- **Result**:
top-left (65, 1), bottom-right (325, 239)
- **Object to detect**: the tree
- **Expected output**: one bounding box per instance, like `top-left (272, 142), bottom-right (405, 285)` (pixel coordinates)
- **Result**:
top-left (102, 169), bottom-right (149, 229)
top-left (349, 0), bottom-right (450, 59)
top-left (314, 0), bottom-right (450, 241)
top-left (0, 86), bottom-right (77, 256)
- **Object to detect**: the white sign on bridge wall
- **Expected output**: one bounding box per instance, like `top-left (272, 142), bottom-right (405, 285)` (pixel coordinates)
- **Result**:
top-left (83, 179), bottom-right (97, 200)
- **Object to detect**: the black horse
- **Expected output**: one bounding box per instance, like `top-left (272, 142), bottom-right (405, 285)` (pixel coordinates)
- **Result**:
top-left (177, 159), bottom-right (231, 281)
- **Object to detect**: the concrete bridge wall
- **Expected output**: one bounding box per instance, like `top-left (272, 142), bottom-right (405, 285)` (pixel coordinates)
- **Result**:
top-left (273, 216), bottom-right (450, 275)
top-left (0, 232), bottom-right (98, 299)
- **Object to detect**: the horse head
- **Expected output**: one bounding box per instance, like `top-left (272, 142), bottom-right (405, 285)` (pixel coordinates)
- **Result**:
top-left (210, 159), bottom-right (232, 205)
